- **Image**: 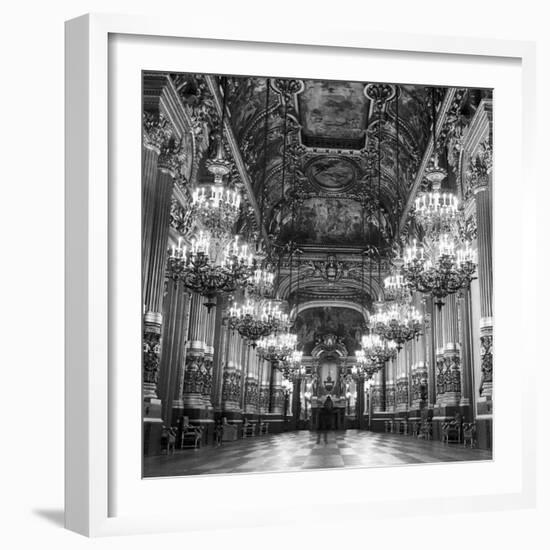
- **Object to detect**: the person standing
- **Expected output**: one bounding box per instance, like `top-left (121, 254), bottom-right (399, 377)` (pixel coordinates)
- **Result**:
top-left (316, 396), bottom-right (333, 444)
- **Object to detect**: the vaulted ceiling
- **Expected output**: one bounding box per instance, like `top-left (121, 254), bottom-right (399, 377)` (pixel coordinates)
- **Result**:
top-left (168, 72), bottom-right (489, 344)
top-left (223, 77), bottom-right (444, 253)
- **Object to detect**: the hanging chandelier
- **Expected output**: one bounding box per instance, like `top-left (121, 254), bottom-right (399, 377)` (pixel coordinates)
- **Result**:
top-left (257, 331), bottom-right (297, 363)
top-left (368, 300), bottom-right (423, 350)
top-left (383, 269), bottom-right (410, 302)
top-left (281, 349), bottom-right (305, 380)
top-left (167, 233), bottom-right (253, 310)
top-left (228, 296), bottom-right (289, 346)
top-left (413, 175), bottom-right (459, 236)
top-left (353, 349), bottom-right (381, 379)
top-left (190, 172), bottom-right (241, 240)
top-left (402, 234), bottom-right (476, 308)
top-left (361, 333), bottom-right (398, 365)
top-left (413, 89), bottom-right (459, 237)
top-left (246, 260), bottom-right (275, 298)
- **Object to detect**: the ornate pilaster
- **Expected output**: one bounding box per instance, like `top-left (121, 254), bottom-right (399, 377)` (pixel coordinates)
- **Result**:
top-left (221, 331), bottom-right (242, 415)
top-left (395, 374), bottom-right (409, 412)
top-left (470, 141), bottom-right (493, 407)
top-left (182, 294), bottom-right (208, 414)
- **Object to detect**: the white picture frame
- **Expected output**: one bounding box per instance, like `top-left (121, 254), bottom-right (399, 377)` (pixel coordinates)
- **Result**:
top-left (65, 13), bottom-right (537, 537)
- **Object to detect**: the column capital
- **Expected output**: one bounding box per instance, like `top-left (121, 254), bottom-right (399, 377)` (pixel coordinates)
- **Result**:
top-left (465, 138), bottom-right (492, 197)
top-left (158, 137), bottom-right (186, 178)
top-left (143, 111), bottom-right (173, 154)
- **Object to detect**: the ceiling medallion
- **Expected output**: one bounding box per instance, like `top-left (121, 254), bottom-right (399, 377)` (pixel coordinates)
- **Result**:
top-left (305, 156), bottom-right (358, 192)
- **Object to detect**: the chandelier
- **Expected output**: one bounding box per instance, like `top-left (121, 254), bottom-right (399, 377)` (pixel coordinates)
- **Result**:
top-left (369, 301), bottom-right (423, 350)
top-left (383, 270), bottom-right (409, 302)
top-left (190, 177), bottom-right (241, 239)
top-left (281, 349), bottom-right (305, 380)
top-left (353, 349), bottom-right (381, 379)
top-left (257, 331), bottom-right (297, 363)
top-left (402, 234), bottom-right (477, 308)
top-left (167, 232), bottom-right (253, 310)
top-left (246, 260), bottom-right (275, 298)
top-left (228, 297), bottom-right (289, 346)
top-left (413, 161), bottom-right (459, 236)
top-left (361, 333), bottom-right (398, 365)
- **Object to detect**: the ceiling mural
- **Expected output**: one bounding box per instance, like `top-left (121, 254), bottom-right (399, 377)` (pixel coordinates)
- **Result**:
top-left (298, 80), bottom-right (369, 147)
top-left (158, 71), bottom-right (490, 361)
top-left (293, 307), bottom-right (366, 355)
top-left (280, 197), bottom-right (365, 246)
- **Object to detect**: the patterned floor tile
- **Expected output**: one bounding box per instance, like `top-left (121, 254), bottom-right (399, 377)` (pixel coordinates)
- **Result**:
top-left (143, 429), bottom-right (492, 478)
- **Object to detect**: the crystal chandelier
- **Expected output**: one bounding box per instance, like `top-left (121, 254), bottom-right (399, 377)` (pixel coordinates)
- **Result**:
top-left (402, 234), bottom-right (477, 308)
top-left (167, 232), bottom-right (253, 310)
top-left (361, 333), bottom-right (398, 365)
top-left (228, 297), bottom-right (289, 346)
top-left (353, 349), bottom-right (381, 379)
top-left (281, 349), bottom-right (305, 380)
top-left (246, 260), bottom-right (275, 298)
top-left (369, 301), bottom-right (423, 350)
top-left (413, 160), bottom-right (459, 236)
top-left (383, 270), bottom-right (409, 302)
top-left (190, 175), bottom-right (241, 239)
top-left (257, 331), bottom-right (297, 363)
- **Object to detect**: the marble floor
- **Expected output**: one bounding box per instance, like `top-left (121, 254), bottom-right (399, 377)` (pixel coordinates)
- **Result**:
top-left (143, 430), bottom-right (492, 478)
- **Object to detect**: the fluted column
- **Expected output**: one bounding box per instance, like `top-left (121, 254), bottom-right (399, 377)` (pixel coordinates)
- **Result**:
top-left (142, 112), bottom-right (172, 291)
top-left (458, 289), bottom-right (474, 416)
top-left (157, 280), bottom-right (191, 424)
top-left (385, 357), bottom-right (396, 413)
top-left (143, 137), bottom-right (183, 404)
top-left (171, 289), bottom-right (192, 423)
top-left (473, 160), bottom-right (493, 407)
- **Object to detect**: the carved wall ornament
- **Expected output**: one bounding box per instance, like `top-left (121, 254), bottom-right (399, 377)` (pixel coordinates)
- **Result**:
top-left (143, 111), bottom-right (173, 153)
top-left (143, 331), bottom-right (161, 385)
top-left (158, 137), bottom-right (186, 177)
top-left (479, 334), bottom-right (493, 394)
top-left (364, 83), bottom-right (397, 112)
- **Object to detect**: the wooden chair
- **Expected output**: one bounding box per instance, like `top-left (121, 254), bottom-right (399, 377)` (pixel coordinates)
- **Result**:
top-left (221, 417), bottom-right (238, 442)
top-left (181, 416), bottom-right (203, 449)
top-left (242, 420), bottom-right (256, 438)
top-left (442, 420), bottom-right (461, 444)
top-left (418, 420), bottom-right (432, 440)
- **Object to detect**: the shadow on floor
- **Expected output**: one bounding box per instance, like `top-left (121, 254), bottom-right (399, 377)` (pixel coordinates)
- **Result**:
top-left (33, 509), bottom-right (65, 527)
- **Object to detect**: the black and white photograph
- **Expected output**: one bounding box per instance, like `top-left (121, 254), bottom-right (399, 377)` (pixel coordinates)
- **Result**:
top-left (141, 72), bottom-right (493, 477)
